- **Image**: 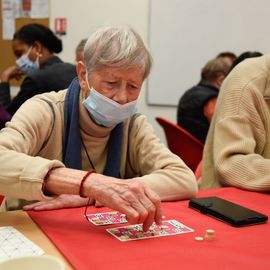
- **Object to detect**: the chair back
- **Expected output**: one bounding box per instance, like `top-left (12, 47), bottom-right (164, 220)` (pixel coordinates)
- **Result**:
top-left (156, 116), bottom-right (204, 172)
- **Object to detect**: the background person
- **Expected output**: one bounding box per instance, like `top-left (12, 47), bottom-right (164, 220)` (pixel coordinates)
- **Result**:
top-left (75, 38), bottom-right (87, 63)
top-left (229, 51), bottom-right (263, 72)
top-left (0, 23), bottom-right (76, 116)
top-left (177, 57), bottom-right (230, 143)
top-left (216, 51), bottom-right (237, 67)
top-left (0, 26), bottom-right (197, 231)
top-left (200, 54), bottom-right (270, 191)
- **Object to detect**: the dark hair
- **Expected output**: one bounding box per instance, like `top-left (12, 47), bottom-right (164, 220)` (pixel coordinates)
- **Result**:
top-left (76, 38), bottom-right (87, 53)
top-left (216, 51), bottom-right (237, 61)
top-left (230, 51), bottom-right (263, 71)
top-left (13, 23), bottom-right (62, 53)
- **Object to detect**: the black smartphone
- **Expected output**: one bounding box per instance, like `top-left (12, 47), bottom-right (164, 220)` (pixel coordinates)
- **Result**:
top-left (189, 196), bottom-right (268, 227)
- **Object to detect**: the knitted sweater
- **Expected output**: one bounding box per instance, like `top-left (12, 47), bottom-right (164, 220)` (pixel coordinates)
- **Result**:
top-left (0, 89), bottom-right (197, 210)
top-left (201, 54), bottom-right (270, 191)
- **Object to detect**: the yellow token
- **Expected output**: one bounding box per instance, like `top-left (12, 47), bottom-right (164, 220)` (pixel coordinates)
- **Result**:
top-left (205, 229), bottom-right (215, 235)
top-left (194, 236), bottom-right (204, 241)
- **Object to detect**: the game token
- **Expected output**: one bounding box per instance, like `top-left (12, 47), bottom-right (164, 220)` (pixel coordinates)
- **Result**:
top-left (204, 229), bottom-right (215, 240)
top-left (194, 236), bottom-right (204, 241)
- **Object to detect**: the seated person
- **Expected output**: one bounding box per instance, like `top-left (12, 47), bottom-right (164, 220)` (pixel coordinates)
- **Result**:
top-left (75, 38), bottom-right (87, 63)
top-left (229, 51), bottom-right (263, 72)
top-left (0, 26), bottom-right (197, 231)
top-left (0, 23), bottom-right (76, 115)
top-left (216, 51), bottom-right (237, 67)
top-left (177, 57), bottom-right (230, 143)
top-left (200, 53), bottom-right (270, 192)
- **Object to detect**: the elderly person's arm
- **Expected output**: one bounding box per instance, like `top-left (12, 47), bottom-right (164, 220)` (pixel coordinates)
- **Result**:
top-left (40, 167), bottom-right (162, 231)
top-left (128, 115), bottom-right (198, 201)
top-left (0, 99), bottom-right (162, 231)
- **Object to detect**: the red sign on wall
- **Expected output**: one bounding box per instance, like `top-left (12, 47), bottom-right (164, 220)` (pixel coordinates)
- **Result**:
top-left (54, 18), bottom-right (67, 35)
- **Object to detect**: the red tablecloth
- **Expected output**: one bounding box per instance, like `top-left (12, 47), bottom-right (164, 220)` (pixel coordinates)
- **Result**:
top-left (28, 187), bottom-right (270, 270)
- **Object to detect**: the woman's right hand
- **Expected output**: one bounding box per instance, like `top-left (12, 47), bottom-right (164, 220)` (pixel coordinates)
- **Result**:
top-left (1, 66), bottom-right (23, 83)
top-left (83, 174), bottom-right (163, 232)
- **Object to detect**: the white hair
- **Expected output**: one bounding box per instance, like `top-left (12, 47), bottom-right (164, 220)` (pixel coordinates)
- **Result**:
top-left (84, 25), bottom-right (152, 79)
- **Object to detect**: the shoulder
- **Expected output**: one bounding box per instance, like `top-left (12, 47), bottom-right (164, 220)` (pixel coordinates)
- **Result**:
top-left (30, 63), bottom-right (76, 81)
top-left (127, 113), bottom-right (155, 139)
top-left (33, 89), bottom-right (67, 107)
top-left (218, 55), bottom-right (270, 109)
top-left (224, 55), bottom-right (270, 94)
top-left (28, 56), bottom-right (76, 81)
top-left (179, 83), bottom-right (218, 108)
top-left (13, 90), bottom-right (67, 119)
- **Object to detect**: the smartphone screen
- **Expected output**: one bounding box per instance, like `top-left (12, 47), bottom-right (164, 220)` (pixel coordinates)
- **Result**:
top-left (189, 196), bottom-right (268, 227)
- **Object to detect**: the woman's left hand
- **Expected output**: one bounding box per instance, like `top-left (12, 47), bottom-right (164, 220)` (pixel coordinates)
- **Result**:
top-left (23, 194), bottom-right (92, 211)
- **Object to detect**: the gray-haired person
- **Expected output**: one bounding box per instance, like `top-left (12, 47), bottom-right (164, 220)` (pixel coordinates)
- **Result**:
top-left (0, 26), bottom-right (197, 231)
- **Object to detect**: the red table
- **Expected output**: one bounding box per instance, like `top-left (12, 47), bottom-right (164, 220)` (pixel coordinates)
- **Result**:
top-left (28, 187), bottom-right (270, 270)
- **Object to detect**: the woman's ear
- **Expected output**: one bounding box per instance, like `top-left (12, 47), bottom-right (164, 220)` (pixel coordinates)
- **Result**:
top-left (216, 74), bottom-right (225, 88)
top-left (76, 61), bottom-right (88, 96)
top-left (33, 41), bottom-right (43, 57)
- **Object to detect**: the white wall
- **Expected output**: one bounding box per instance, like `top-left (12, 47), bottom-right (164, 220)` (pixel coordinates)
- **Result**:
top-left (49, 0), bottom-right (175, 144)
top-left (148, 0), bottom-right (270, 106)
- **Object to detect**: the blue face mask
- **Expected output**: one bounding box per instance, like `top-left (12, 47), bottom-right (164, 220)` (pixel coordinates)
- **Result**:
top-left (16, 46), bottom-right (40, 74)
top-left (83, 76), bottom-right (138, 127)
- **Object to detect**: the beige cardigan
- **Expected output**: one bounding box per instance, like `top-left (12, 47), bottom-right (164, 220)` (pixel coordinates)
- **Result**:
top-left (0, 89), bottom-right (197, 210)
top-left (201, 54), bottom-right (270, 191)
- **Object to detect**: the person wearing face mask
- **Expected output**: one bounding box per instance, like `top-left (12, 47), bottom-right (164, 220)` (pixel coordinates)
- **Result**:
top-left (0, 23), bottom-right (76, 116)
top-left (0, 26), bottom-right (197, 231)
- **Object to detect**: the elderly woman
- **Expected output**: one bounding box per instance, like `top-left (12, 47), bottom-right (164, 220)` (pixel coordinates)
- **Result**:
top-left (0, 26), bottom-right (197, 231)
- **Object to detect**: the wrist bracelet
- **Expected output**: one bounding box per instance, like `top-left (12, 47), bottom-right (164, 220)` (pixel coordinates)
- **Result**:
top-left (79, 170), bottom-right (96, 198)
top-left (42, 169), bottom-right (53, 196)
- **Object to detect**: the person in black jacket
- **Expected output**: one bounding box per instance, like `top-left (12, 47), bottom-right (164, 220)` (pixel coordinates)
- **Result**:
top-left (0, 23), bottom-right (76, 116)
top-left (177, 57), bottom-right (230, 143)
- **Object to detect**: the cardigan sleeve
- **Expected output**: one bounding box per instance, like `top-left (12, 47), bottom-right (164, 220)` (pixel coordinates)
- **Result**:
top-left (0, 97), bottom-right (64, 200)
top-left (128, 115), bottom-right (198, 201)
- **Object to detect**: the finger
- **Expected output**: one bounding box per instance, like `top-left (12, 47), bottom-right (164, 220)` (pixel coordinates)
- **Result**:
top-left (107, 195), bottom-right (140, 225)
top-left (23, 202), bottom-right (42, 210)
top-left (24, 200), bottom-right (61, 211)
top-left (118, 190), bottom-right (148, 225)
top-left (137, 195), bottom-right (156, 231)
top-left (144, 187), bottom-right (162, 225)
top-left (23, 199), bottom-right (53, 210)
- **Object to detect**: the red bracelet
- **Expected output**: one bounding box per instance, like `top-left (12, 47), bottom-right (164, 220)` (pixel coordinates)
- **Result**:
top-left (42, 169), bottom-right (54, 196)
top-left (79, 170), bottom-right (96, 198)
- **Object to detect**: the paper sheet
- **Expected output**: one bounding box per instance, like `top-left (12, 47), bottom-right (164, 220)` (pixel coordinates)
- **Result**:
top-left (0, 226), bottom-right (44, 261)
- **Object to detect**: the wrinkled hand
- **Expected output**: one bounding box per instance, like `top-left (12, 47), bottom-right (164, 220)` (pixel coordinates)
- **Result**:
top-left (23, 194), bottom-right (91, 211)
top-left (85, 176), bottom-right (162, 231)
top-left (1, 66), bottom-right (23, 82)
